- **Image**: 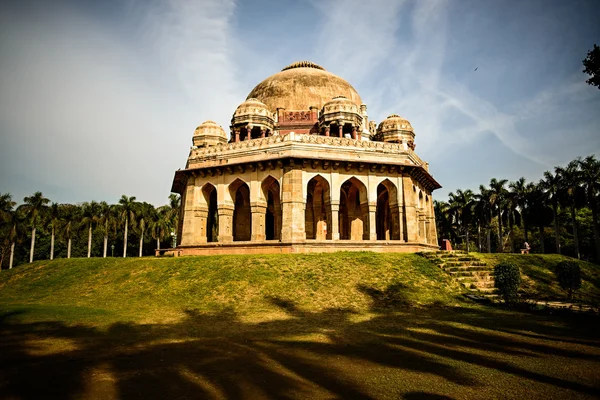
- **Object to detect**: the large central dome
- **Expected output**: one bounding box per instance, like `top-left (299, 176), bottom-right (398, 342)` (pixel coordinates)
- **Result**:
top-left (246, 61), bottom-right (362, 112)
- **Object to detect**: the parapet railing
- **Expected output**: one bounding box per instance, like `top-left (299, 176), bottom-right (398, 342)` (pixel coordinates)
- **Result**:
top-left (188, 132), bottom-right (426, 168)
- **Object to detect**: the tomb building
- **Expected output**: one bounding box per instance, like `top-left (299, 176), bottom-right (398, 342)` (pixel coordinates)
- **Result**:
top-left (170, 61), bottom-right (440, 255)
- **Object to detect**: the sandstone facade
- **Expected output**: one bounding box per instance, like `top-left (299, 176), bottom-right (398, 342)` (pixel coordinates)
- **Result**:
top-left (170, 61), bottom-right (440, 255)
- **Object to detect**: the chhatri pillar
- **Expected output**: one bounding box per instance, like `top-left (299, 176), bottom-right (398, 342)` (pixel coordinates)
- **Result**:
top-left (280, 161), bottom-right (305, 242)
top-left (217, 204), bottom-right (234, 243)
top-left (251, 202), bottom-right (267, 241)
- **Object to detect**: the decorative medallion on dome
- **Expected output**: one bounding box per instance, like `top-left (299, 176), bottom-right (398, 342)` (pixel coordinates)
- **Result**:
top-left (281, 61), bottom-right (325, 71)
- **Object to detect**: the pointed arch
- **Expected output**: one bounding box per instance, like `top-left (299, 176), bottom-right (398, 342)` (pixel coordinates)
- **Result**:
top-left (229, 178), bottom-right (251, 241)
top-left (201, 183), bottom-right (218, 242)
top-left (340, 177), bottom-right (368, 240)
top-left (262, 175), bottom-right (282, 240)
top-left (305, 175), bottom-right (332, 240)
top-left (376, 179), bottom-right (400, 240)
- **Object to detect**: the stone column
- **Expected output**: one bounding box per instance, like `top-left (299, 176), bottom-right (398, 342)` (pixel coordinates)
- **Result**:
top-left (196, 206), bottom-right (209, 243)
top-left (420, 214), bottom-right (427, 243)
top-left (280, 161), bottom-right (305, 242)
top-left (251, 203), bottom-right (267, 241)
top-left (246, 125), bottom-right (252, 141)
top-left (352, 126), bottom-right (357, 140)
top-left (234, 128), bottom-right (240, 143)
top-left (217, 205), bottom-right (234, 243)
top-left (368, 203), bottom-right (377, 240)
top-left (180, 181), bottom-right (196, 245)
top-left (402, 175), bottom-right (418, 242)
top-left (260, 128), bottom-right (266, 138)
top-left (325, 125), bottom-right (330, 137)
top-left (274, 204), bottom-right (282, 240)
top-left (330, 201), bottom-right (340, 240)
top-left (428, 199), bottom-right (438, 245)
top-left (390, 205), bottom-right (400, 240)
top-left (338, 122), bottom-right (343, 138)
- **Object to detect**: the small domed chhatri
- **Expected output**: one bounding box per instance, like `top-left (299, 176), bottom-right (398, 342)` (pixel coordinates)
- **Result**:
top-left (170, 61), bottom-right (441, 256)
top-left (377, 114), bottom-right (416, 149)
top-left (192, 120), bottom-right (227, 148)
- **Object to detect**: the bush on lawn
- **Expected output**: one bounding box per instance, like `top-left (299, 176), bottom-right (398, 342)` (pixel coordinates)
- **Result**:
top-left (554, 261), bottom-right (582, 300)
top-left (494, 262), bottom-right (521, 303)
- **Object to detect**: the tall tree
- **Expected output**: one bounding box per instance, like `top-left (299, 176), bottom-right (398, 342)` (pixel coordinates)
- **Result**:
top-left (48, 203), bottom-right (61, 260)
top-left (582, 44), bottom-right (600, 89)
top-left (504, 186), bottom-right (522, 253)
top-left (98, 202), bottom-right (117, 258)
top-left (20, 192), bottom-right (50, 263)
top-left (541, 171), bottom-right (562, 254)
top-left (434, 200), bottom-right (455, 244)
top-left (81, 201), bottom-right (100, 258)
top-left (0, 194), bottom-right (17, 269)
top-left (474, 185), bottom-right (493, 253)
top-left (151, 206), bottom-right (173, 251)
top-left (136, 202), bottom-right (155, 257)
top-left (166, 194), bottom-right (181, 247)
top-left (448, 189), bottom-right (474, 253)
top-left (578, 155), bottom-right (600, 262)
top-left (509, 177), bottom-right (529, 242)
top-left (555, 161), bottom-right (584, 259)
top-left (61, 204), bottom-right (79, 259)
top-left (489, 178), bottom-right (508, 252)
top-left (118, 195), bottom-right (137, 257)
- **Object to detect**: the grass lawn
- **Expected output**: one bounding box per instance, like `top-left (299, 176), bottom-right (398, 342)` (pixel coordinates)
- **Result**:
top-left (474, 253), bottom-right (600, 305)
top-left (1, 253), bottom-right (599, 399)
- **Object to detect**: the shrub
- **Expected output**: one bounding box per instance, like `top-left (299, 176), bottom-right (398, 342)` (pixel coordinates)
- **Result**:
top-left (494, 262), bottom-right (521, 303)
top-left (554, 261), bottom-right (582, 300)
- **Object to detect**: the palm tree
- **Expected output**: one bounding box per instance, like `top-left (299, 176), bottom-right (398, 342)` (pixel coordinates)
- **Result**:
top-left (541, 170), bottom-right (562, 254)
top-left (136, 202), bottom-right (155, 257)
top-left (509, 177), bottom-right (529, 242)
top-left (578, 155), bottom-right (600, 262)
top-left (151, 206), bottom-right (173, 251)
top-left (0, 193), bottom-right (16, 269)
top-left (48, 203), bottom-right (61, 260)
top-left (448, 189), bottom-right (474, 253)
top-left (118, 195), bottom-right (137, 257)
top-left (434, 200), bottom-right (454, 244)
top-left (489, 179), bottom-right (508, 252)
top-left (556, 161), bottom-right (584, 259)
top-left (98, 202), bottom-right (117, 258)
top-left (165, 194), bottom-right (181, 247)
top-left (474, 185), bottom-right (493, 253)
top-left (80, 201), bottom-right (100, 258)
top-left (503, 187), bottom-right (522, 253)
top-left (60, 204), bottom-right (79, 259)
top-left (20, 192), bottom-right (50, 263)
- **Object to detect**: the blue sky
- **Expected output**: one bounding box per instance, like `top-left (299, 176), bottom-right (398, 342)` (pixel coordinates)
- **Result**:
top-left (1, 0), bottom-right (599, 206)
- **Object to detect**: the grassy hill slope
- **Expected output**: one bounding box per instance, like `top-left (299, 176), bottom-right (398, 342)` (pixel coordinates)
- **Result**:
top-left (474, 253), bottom-right (600, 304)
top-left (0, 252), bottom-right (466, 324)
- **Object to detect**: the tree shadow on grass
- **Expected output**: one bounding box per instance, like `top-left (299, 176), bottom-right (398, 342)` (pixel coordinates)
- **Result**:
top-left (1, 286), bottom-right (600, 399)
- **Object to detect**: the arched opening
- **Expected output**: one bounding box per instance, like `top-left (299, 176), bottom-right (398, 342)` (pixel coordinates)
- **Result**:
top-left (418, 191), bottom-right (424, 240)
top-left (202, 184), bottom-right (218, 242)
top-left (339, 177), bottom-right (368, 240)
top-left (230, 180), bottom-right (251, 241)
top-left (305, 175), bottom-right (332, 240)
top-left (262, 176), bottom-right (282, 241)
top-left (376, 184), bottom-right (391, 240)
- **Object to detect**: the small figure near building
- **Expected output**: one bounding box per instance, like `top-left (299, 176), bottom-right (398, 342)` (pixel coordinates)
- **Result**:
top-left (521, 242), bottom-right (530, 254)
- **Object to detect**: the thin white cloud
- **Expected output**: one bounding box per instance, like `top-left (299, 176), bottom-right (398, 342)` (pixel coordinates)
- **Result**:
top-left (0, 0), bottom-right (240, 205)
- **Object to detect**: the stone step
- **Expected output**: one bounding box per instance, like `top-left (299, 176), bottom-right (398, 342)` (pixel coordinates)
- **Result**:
top-left (472, 281), bottom-right (495, 289)
top-left (448, 270), bottom-right (493, 277)
top-left (444, 266), bottom-right (492, 272)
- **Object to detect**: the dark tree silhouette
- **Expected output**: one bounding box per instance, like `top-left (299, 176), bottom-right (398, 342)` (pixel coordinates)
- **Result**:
top-left (582, 44), bottom-right (600, 89)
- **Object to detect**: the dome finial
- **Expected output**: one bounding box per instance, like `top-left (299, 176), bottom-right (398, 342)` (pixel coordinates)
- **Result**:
top-left (282, 61), bottom-right (325, 71)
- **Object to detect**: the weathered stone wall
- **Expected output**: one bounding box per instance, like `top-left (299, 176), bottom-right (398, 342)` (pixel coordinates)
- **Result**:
top-left (178, 161), bottom-right (437, 249)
